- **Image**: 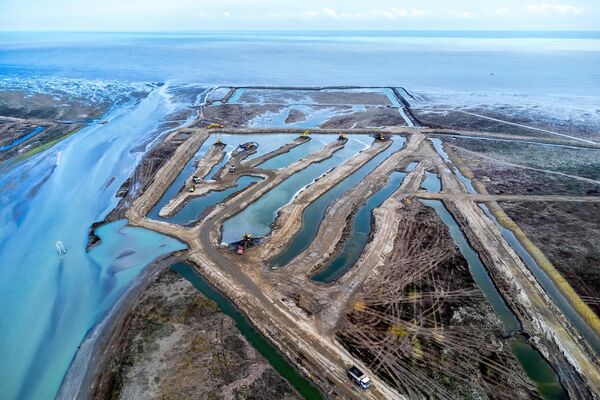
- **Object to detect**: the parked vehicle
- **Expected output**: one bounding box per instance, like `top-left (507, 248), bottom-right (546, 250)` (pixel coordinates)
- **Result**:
top-left (347, 366), bottom-right (372, 390)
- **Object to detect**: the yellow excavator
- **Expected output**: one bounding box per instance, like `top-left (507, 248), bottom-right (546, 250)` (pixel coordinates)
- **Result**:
top-left (207, 122), bottom-right (224, 129)
top-left (338, 132), bottom-right (347, 141)
top-left (215, 134), bottom-right (225, 146)
top-left (302, 130), bottom-right (311, 137)
top-left (377, 132), bottom-right (386, 141)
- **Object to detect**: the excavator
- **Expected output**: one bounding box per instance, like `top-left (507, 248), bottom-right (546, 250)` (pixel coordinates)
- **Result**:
top-left (338, 132), bottom-right (347, 141)
top-left (302, 130), bottom-right (311, 137)
top-left (236, 233), bottom-right (253, 255)
top-left (376, 132), bottom-right (386, 141)
top-left (207, 122), bottom-right (224, 129)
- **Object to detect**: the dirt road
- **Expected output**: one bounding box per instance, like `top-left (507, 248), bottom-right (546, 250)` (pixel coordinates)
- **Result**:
top-left (122, 124), bottom-right (600, 399)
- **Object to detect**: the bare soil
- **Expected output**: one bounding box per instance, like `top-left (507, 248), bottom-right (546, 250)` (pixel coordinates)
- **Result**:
top-left (94, 268), bottom-right (301, 400)
top-left (412, 105), bottom-right (600, 142)
top-left (336, 201), bottom-right (539, 400)
top-left (501, 201), bottom-right (600, 316)
top-left (447, 143), bottom-right (600, 196)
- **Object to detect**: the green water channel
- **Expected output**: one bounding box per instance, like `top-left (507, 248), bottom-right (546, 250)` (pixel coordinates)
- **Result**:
top-left (171, 262), bottom-right (323, 400)
top-left (421, 199), bottom-right (566, 400)
top-left (312, 171), bottom-right (407, 283)
top-left (166, 176), bottom-right (262, 225)
top-left (479, 203), bottom-right (600, 354)
top-left (270, 136), bottom-right (406, 267)
top-left (221, 135), bottom-right (374, 244)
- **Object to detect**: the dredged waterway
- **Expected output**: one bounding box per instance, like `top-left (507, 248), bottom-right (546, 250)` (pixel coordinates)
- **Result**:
top-left (221, 135), bottom-right (370, 244)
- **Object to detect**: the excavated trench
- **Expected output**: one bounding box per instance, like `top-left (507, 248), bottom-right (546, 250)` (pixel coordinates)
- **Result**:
top-left (220, 135), bottom-right (372, 244)
top-left (312, 171), bottom-right (407, 283)
top-left (270, 137), bottom-right (406, 268)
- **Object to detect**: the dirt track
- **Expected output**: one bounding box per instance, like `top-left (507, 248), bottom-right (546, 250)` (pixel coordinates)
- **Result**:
top-left (122, 123), bottom-right (600, 399)
top-left (416, 192), bottom-right (600, 202)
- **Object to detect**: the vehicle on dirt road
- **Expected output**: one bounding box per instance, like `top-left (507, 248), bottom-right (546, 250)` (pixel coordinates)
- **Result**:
top-left (347, 366), bottom-right (372, 390)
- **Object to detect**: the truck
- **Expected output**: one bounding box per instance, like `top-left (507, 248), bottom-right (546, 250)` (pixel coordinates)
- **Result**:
top-left (347, 366), bottom-right (372, 390)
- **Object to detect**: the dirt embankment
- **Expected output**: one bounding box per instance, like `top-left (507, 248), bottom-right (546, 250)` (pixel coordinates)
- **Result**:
top-left (337, 201), bottom-right (539, 400)
top-left (501, 201), bottom-right (600, 317)
top-left (93, 267), bottom-right (301, 400)
top-left (257, 139), bottom-right (392, 261)
top-left (159, 136), bottom-right (309, 218)
top-left (264, 134), bottom-right (423, 277)
top-left (86, 129), bottom-right (204, 249)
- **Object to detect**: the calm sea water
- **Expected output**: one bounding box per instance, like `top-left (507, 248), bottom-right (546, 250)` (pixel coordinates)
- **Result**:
top-left (0, 31), bottom-right (599, 400)
top-left (1, 31), bottom-right (600, 95)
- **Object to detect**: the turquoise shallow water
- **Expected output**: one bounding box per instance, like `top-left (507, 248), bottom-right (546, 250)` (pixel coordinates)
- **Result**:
top-left (270, 136), bottom-right (405, 267)
top-left (148, 133), bottom-right (301, 220)
top-left (312, 170), bottom-right (407, 282)
top-left (0, 86), bottom-right (189, 399)
top-left (221, 135), bottom-right (370, 244)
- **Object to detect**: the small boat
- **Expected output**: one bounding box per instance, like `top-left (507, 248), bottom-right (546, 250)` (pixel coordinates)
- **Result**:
top-left (98, 120), bottom-right (108, 125)
top-left (56, 241), bottom-right (67, 255)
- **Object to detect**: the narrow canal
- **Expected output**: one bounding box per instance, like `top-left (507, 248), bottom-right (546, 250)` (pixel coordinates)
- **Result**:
top-left (220, 135), bottom-right (372, 244)
top-left (429, 136), bottom-right (600, 354)
top-left (270, 136), bottom-right (406, 267)
top-left (422, 199), bottom-right (565, 400)
top-left (479, 203), bottom-right (600, 354)
top-left (312, 171), bottom-right (407, 282)
top-left (148, 133), bottom-right (302, 220)
top-left (171, 262), bottom-right (323, 400)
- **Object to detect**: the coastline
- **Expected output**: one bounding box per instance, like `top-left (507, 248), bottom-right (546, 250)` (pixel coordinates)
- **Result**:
top-left (57, 250), bottom-right (187, 400)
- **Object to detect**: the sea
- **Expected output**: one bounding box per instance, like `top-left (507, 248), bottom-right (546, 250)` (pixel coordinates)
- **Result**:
top-left (0, 31), bottom-right (599, 400)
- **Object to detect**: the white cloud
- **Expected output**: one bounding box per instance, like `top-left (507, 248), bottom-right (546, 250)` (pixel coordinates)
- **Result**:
top-left (527, 3), bottom-right (581, 15)
top-left (448, 9), bottom-right (478, 19)
top-left (319, 7), bottom-right (427, 20)
top-left (266, 11), bottom-right (319, 19)
top-left (493, 7), bottom-right (511, 16)
top-left (322, 8), bottom-right (340, 18)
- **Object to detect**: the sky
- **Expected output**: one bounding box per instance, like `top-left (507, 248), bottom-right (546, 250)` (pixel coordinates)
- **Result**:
top-left (0, 0), bottom-right (598, 31)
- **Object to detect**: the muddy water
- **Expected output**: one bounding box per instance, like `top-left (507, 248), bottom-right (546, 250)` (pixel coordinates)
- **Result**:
top-left (270, 136), bottom-right (406, 268)
top-left (479, 204), bottom-right (600, 354)
top-left (171, 262), bottom-right (323, 400)
top-left (221, 135), bottom-right (373, 244)
top-left (422, 199), bottom-right (565, 400)
top-left (312, 171), bottom-right (407, 283)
